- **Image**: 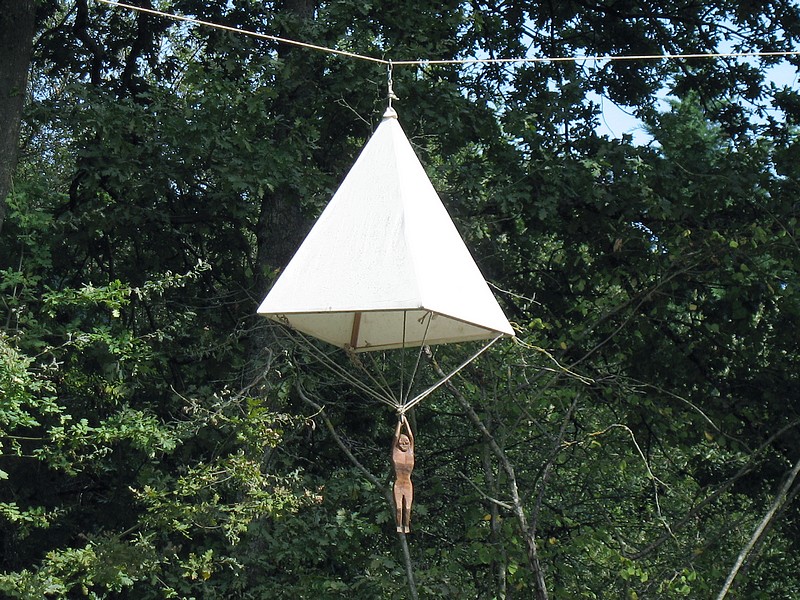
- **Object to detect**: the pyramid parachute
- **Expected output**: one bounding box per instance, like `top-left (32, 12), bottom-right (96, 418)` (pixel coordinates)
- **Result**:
top-left (258, 107), bottom-right (514, 354)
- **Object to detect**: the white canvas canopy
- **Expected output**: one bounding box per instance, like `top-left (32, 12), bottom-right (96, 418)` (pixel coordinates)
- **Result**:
top-left (258, 107), bottom-right (514, 352)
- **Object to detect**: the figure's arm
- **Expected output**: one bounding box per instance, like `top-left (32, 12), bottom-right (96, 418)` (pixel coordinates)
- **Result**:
top-left (394, 418), bottom-right (403, 443)
top-left (402, 415), bottom-right (414, 447)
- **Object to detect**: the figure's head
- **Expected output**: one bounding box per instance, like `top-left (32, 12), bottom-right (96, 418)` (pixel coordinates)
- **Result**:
top-left (397, 434), bottom-right (411, 451)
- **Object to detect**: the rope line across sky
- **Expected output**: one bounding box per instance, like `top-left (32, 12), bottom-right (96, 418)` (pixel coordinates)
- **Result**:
top-left (97, 0), bottom-right (800, 68)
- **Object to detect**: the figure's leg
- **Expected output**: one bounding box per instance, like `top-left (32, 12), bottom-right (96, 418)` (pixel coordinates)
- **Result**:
top-left (401, 496), bottom-right (408, 533)
top-left (405, 486), bottom-right (413, 533)
top-left (394, 483), bottom-right (403, 532)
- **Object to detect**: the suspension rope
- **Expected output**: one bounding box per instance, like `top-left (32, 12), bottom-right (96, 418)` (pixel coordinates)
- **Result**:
top-left (398, 335), bottom-right (502, 415)
top-left (365, 350), bottom-right (401, 406)
top-left (291, 329), bottom-right (400, 409)
top-left (399, 310), bottom-right (406, 405)
top-left (95, 0), bottom-right (387, 64)
top-left (97, 0), bottom-right (800, 68)
top-left (388, 50), bottom-right (800, 67)
top-left (401, 312), bottom-right (433, 406)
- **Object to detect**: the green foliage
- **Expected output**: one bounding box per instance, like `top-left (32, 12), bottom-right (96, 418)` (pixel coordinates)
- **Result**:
top-left (2, 0), bottom-right (800, 598)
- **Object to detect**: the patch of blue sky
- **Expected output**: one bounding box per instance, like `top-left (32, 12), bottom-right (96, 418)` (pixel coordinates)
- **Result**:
top-left (591, 53), bottom-right (799, 145)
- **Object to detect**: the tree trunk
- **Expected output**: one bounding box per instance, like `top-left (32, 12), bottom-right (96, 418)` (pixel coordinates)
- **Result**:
top-left (0, 0), bottom-right (36, 236)
top-left (252, 0), bottom-right (319, 294)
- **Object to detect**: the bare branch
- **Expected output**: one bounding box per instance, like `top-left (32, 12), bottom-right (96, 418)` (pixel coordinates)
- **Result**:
top-left (716, 453), bottom-right (800, 600)
top-left (588, 423), bottom-right (674, 540)
top-left (627, 419), bottom-right (800, 560)
top-left (458, 470), bottom-right (514, 511)
top-left (295, 382), bottom-right (383, 490)
top-left (425, 347), bottom-right (549, 600)
top-left (531, 394), bottom-right (580, 533)
top-left (294, 382), bottom-right (418, 600)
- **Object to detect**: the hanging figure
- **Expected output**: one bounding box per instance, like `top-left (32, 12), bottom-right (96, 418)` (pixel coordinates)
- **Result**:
top-left (392, 415), bottom-right (415, 534)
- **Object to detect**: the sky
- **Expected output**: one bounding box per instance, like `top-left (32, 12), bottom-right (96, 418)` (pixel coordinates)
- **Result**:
top-left (594, 60), bottom-right (800, 145)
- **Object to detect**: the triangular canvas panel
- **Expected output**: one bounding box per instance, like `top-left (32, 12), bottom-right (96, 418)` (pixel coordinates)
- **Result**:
top-left (258, 108), bottom-right (514, 351)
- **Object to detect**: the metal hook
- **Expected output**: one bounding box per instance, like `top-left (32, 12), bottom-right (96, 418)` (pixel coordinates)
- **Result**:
top-left (387, 60), bottom-right (399, 108)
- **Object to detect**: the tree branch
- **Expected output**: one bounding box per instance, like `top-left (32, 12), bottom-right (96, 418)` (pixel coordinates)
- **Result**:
top-left (295, 382), bottom-right (418, 600)
top-left (626, 419), bottom-right (800, 561)
top-left (458, 470), bottom-right (514, 511)
top-left (295, 382), bottom-right (383, 490)
top-left (531, 393), bottom-right (579, 535)
top-left (425, 347), bottom-right (549, 600)
top-left (716, 452), bottom-right (800, 600)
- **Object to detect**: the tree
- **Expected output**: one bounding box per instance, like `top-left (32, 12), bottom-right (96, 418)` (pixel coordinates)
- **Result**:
top-left (0, 0), bottom-right (36, 235)
top-left (2, 0), bottom-right (800, 598)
